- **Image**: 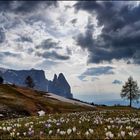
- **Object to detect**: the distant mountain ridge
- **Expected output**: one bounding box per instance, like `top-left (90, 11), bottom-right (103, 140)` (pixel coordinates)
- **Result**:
top-left (0, 67), bottom-right (73, 98)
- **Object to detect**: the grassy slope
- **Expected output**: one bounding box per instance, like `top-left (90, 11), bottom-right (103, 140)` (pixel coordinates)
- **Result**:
top-left (0, 84), bottom-right (95, 119)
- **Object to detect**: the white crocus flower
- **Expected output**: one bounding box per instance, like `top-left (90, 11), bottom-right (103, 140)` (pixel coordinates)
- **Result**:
top-left (120, 131), bottom-right (125, 137)
top-left (89, 129), bottom-right (93, 134)
top-left (118, 133), bottom-right (121, 137)
top-left (133, 133), bottom-right (137, 137)
top-left (106, 131), bottom-right (114, 139)
top-left (57, 129), bottom-right (60, 133)
top-left (128, 132), bottom-right (137, 137)
top-left (128, 132), bottom-right (133, 136)
top-left (119, 125), bottom-right (122, 130)
top-left (10, 132), bottom-right (15, 137)
top-left (23, 132), bottom-right (26, 136)
top-left (79, 121), bottom-right (81, 124)
top-left (3, 127), bottom-right (6, 131)
top-left (67, 128), bottom-right (72, 135)
top-left (60, 131), bottom-right (66, 135)
top-left (85, 131), bottom-right (89, 136)
top-left (110, 121), bottom-right (114, 124)
top-left (109, 133), bottom-right (114, 139)
top-left (72, 126), bottom-right (76, 132)
top-left (7, 126), bottom-right (12, 131)
top-left (107, 125), bottom-right (111, 129)
top-left (49, 130), bottom-right (53, 135)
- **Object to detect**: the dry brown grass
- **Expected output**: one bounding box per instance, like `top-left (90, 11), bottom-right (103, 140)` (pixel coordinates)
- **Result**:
top-left (0, 84), bottom-right (95, 119)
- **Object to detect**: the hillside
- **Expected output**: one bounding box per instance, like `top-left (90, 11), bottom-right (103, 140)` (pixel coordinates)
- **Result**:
top-left (0, 84), bottom-right (95, 119)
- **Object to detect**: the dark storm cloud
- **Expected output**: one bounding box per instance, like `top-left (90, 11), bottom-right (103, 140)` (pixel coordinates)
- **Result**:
top-left (0, 51), bottom-right (21, 59)
top-left (0, 1), bottom-right (57, 32)
top-left (70, 18), bottom-right (77, 25)
top-left (36, 51), bottom-right (70, 61)
top-left (78, 75), bottom-right (86, 81)
top-left (74, 1), bottom-right (140, 64)
top-left (78, 66), bottom-right (114, 81)
top-left (66, 48), bottom-right (72, 55)
top-left (82, 66), bottom-right (114, 76)
top-left (75, 17), bottom-right (94, 50)
top-left (112, 80), bottom-right (123, 85)
top-left (91, 77), bottom-right (99, 81)
top-left (0, 28), bottom-right (5, 43)
top-left (27, 48), bottom-right (34, 54)
top-left (0, 1), bottom-right (57, 14)
top-left (36, 39), bottom-right (62, 50)
top-left (16, 36), bottom-right (33, 43)
top-left (78, 75), bottom-right (99, 82)
top-left (36, 60), bottom-right (59, 69)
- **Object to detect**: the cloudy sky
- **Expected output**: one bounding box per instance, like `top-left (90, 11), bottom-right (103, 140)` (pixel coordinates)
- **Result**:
top-left (0, 1), bottom-right (140, 104)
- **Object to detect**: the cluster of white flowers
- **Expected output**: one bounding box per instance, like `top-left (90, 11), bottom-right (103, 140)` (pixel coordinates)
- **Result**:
top-left (106, 131), bottom-right (114, 139)
top-left (0, 110), bottom-right (140, 139)
top-left (128, 132), bottom-right (137, 137)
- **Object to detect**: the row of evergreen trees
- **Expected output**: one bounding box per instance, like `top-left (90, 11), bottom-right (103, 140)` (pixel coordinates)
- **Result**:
top-left (0, 75), bottom-right (35, 88)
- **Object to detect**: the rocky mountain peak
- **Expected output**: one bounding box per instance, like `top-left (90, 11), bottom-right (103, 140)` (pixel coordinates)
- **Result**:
top-left (58, 73), bottom-right (70, 87)
top-left (58, 73), bottom-right (65, 80)
top-left (53, 74), bottom-right (57, 83)
top-left (48, 73), bottom-right (72, 98)
top-left (0, 67), bottom-right (73, 99)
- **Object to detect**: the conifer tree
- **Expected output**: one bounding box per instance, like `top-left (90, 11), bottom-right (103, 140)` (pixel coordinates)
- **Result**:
top-left (25, 76), bottom-right (35, 88)
top-left (121, 76), bottom-right (140, 107)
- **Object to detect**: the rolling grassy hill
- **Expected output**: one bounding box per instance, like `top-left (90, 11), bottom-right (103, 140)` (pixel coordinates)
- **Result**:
top-left (0, 84), bottom-right (95, 119)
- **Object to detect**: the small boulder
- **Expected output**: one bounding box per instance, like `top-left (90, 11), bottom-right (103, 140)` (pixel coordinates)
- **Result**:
top-left (0, 114), bottom-right (4, 117)
top-left (37, 110), bottom-right (45, 116)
